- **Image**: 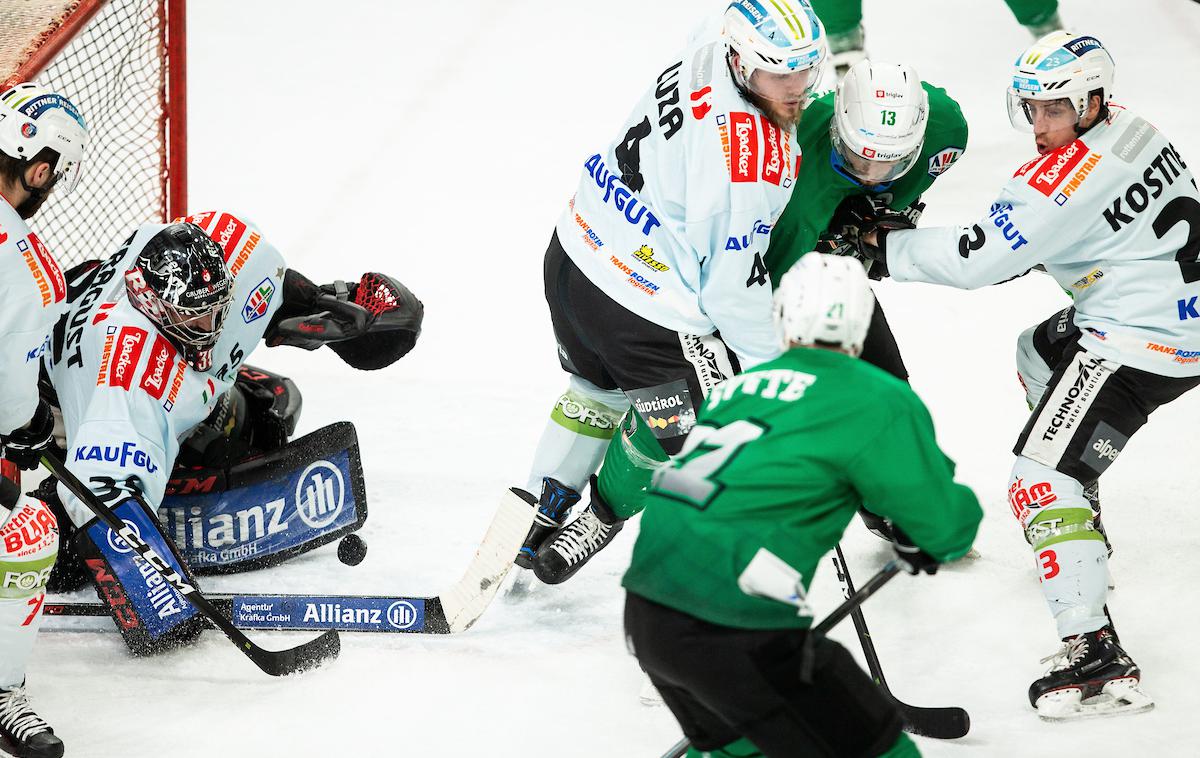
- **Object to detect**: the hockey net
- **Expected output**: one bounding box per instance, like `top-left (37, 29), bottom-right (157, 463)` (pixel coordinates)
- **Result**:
top-left (0, 0), bottom-right (185, 267)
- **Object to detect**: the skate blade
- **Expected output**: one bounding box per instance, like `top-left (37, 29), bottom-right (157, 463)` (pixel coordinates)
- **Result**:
top-left (503, 567), bottom-right (539, 600)
top-left (1036, 678), bottom-right (1155, 721)
top-left (639, 675), bottom-right (665, 707)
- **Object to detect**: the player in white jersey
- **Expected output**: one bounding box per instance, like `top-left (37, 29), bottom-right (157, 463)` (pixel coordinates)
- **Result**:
top-left (851, 32), bottom-right (1198, 719)
top-left (512, 0), bottom-right (829, 586)
top-left (33, 212), bottom-right (421, 660)
top-left (0, 82), bottom-right (86, 758)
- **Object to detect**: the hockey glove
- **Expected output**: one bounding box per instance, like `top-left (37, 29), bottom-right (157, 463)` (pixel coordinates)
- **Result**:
top-left (1, 399), bottom-right (55, 470)
top-left (266, 270), bottom-right (423, 369)
top-left (891, 525), bottom-right (939, 575)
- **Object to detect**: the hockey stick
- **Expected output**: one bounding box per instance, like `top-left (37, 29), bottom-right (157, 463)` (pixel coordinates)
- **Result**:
top-left (658, 561), bottom-right (903, 758)
top-left (39, 452), bottom-right (341, 676)
top-left (43, 488), bottom-right (538, 636)
top-left (832, 545), bottom-right (970, 739)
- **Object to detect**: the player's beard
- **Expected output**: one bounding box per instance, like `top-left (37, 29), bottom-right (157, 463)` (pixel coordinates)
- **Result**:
top-left (745, 88), bottom-right (803, 131)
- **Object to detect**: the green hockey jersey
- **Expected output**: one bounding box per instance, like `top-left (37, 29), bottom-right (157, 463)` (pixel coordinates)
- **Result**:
top-left (622, 347), bottom-right (981, 630)
top-left (765, 83), bottom-right (968, 286)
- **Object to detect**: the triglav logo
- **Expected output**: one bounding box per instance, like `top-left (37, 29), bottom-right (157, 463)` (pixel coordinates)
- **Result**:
top-left (387, 600), bottom-right (419, 630)
top-left (295, 460), bottom-right (345, 529)
top-left (107, 518), bottom-right (143, 554)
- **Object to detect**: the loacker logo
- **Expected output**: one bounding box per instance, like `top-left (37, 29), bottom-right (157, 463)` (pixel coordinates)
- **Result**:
top-left (761, 116), bottom-right (784, 186)
top-left (1030, 140), bottom-right (1087, 196)
top-left (109, 327), bottom-right (148, 390)
top-left (730, 112), bottom-right (758, 183)
top-left (138, 335), bottom-right (178, 400)
top-left (28, 233), bottom-right (65, 303)
top-left (212, 213), bottom-right (247, 260)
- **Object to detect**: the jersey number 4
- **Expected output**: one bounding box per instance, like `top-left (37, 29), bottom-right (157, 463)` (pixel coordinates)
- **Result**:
top-left (652, 419), bottom-right (766, 510)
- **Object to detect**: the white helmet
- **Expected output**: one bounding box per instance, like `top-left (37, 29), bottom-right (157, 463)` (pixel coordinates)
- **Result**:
top-left (723, 0), bottom-right (828, 99)
top-left (831, 60), bottom-right (929, 186)
top-left (773, 253), bottom-right (875, 356)
top-left (0, 82), bottom-right (88, 194)
top-left (1007, 32), bottom-right (1115, 132)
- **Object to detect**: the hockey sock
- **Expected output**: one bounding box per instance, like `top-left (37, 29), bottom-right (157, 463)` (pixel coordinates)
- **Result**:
top-left (1009, 457), bottom-right (1110, 638)
top-left (525, 378), bottom-right (627, 493)
top-left (1003, 0), bottom-right (1059, 27)
top-left (807, 0), bottom-right (863, 37)
top-left (78, 496), bottom-right (205, 655)
top-left (596, 410), bottom-right (669, 520)
top-left (0, 496), bottom-right (58, 688)
top-left (876, 733), bottom-right (921, 758)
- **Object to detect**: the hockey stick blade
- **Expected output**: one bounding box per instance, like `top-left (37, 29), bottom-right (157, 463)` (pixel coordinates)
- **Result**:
top-left (896, 702), bottom-right (970, 740)
top-left (832, 546), bottom-right (970, 739)
top-left (40, 453), bottom-right (341, 677)
top-left (45, 489), bottom-right (537, 637)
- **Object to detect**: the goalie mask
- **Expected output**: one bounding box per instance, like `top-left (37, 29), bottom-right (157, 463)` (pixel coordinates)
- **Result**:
top-left (124, 223), bottom-right (235, 371)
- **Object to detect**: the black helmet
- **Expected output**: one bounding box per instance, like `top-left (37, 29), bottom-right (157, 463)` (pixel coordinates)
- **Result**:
top-left (124, 222), bottom-right (234, 370)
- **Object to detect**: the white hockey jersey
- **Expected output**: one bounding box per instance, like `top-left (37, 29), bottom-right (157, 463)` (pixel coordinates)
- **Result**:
top-left (557, 29), bottom-right (801, 367)
top-left (886, 105), bottom-right (1200, 377)
top-left (46, 211), bottom-right (286, 527)
top-left (0, 197), bottom-right (67, 434)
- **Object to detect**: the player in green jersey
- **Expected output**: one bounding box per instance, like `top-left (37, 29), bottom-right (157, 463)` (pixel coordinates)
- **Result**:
top-left (767, 59), bottom-right (968, 383)
top-left (811, 0), bottom-right (1063, 75)
top-left (623, 253), bottom-right (982, 758)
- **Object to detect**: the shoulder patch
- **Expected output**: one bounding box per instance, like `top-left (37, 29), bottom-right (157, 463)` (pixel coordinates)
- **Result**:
top-left (927, 146), bottom-right (964, 177)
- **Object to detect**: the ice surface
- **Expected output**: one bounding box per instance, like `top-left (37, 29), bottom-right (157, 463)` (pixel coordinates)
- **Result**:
top-left (28, 0), bottom-right (1200, 755)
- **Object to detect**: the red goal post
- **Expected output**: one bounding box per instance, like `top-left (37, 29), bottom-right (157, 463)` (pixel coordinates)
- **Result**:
top-left (0, 0), bottom-right (186, 266)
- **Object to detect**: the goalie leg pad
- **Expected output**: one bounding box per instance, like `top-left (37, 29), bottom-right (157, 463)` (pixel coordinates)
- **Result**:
top-left (79, 497), bottom-right (204, 655)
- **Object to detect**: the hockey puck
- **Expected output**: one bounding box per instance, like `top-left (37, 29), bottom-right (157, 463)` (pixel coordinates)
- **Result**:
top-left (337, 533), bottom-right (368, 566)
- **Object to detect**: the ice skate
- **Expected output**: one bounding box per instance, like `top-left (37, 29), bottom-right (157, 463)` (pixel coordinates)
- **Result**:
top-left (514, 478), bottom-right (580, 570)
top-left (0, 686), bottom-right (63, 758)
top-left (532, 478), bottom-right (624, 585)
top-left (1029, 626), bottom-right (1153, 721)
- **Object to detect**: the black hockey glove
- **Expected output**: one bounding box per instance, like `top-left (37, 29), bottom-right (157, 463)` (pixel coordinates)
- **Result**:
top-left (891, 525), bottom-right (939, 575)
top-left (1, 399), bottom-right (55, 470)
top-left (266, 270), bottom-right (423, 369)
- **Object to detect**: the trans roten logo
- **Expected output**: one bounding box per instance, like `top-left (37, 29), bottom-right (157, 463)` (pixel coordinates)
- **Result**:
top-left (387, 600), bottom-right (419, 630)
top-left (295, 460), bottom-right (345, 529)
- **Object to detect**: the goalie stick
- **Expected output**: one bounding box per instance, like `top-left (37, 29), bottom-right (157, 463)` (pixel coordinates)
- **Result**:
top-left (658, 561), bottom-right (903, 758)
top-left (40, 451), bottom-right (341, 676)
top-left (44, 488), bottom-right (537, 636)
top-left (832, 545), bottom-right (971, 740)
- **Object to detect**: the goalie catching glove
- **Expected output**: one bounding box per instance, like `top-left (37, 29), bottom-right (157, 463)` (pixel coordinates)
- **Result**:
top-left (266, 270), bottom-right (424, 370)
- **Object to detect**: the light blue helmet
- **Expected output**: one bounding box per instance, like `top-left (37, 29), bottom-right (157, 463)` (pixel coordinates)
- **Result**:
top-left (1007, 32), bottom-right (1115, 131)
top-left (724, 0), bottom-right (828, 92)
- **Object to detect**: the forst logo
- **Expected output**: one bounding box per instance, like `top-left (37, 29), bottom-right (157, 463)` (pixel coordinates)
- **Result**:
top-left (2, 566), bottom-right (53, 591)
top-left (295, 460), bottom-right (346, 529)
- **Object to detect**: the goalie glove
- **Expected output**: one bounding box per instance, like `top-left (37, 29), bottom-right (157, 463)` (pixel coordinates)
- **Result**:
top-left (266, 270), bottom-right (424, 369)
